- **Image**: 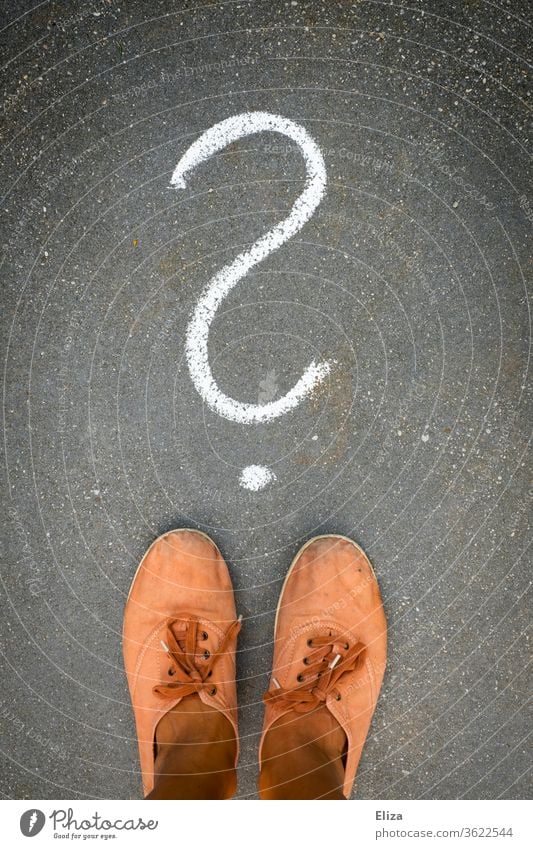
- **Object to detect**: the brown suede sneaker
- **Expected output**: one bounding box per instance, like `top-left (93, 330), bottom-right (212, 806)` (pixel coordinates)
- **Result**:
top-left (122, 529), bottom-right (241, 797)
top-left (259, 534), bottom-right (387, 798)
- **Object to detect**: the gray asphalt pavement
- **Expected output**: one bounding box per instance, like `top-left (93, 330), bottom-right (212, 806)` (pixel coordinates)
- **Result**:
top-left (1, 0), bottom-right (531, 799)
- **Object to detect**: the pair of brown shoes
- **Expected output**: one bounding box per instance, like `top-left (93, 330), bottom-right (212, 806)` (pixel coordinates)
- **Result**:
top-left (123, 530), bottom-right (387, 798)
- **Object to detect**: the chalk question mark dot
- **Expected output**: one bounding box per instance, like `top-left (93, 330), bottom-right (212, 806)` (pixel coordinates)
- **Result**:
top-left (171, 111), bottom-right (329, 490)
top-left (239, 465), bottom-right (277, 491)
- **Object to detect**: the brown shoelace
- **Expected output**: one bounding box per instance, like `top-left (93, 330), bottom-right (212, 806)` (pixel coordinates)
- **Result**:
top-left (153, 614), bottom-right (242, 700)
top-left (263, 634), bottom-right (366, 713)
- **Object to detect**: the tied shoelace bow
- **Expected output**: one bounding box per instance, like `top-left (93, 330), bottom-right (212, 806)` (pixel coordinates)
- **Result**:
top-left (263, 634), bottom-right (367, 713)
top-left (153, 615), bottom-right (242, 699)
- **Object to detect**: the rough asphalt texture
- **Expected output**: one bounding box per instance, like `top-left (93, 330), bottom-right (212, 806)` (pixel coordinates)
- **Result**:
top-left (1, 0), bottom-right (531, 799)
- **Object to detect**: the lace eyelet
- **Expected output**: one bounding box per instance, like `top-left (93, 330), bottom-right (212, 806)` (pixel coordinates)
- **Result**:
top-left (343, 642), bottom-right (349, 650)
top-left (335, 693), bottom-right (342, 701)
top-left (201, 631), bottom-right (209, 641)
top-left (297, 673), bottom-right (304, 682)
top-left (203, 650), bottom-right (210, 660)
top-left (207, 670), bottom-right (212, 678)
top-left (307, 638), bottom-right (314, 647)
top-left (303, 657), bottom-right (310, 665)
top-left (209, 686), bottom-right (217, 696)
top-left (168, 668), bottom-right (175, 677)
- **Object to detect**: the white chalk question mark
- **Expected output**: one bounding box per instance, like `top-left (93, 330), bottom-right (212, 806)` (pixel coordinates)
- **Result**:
top-left (171, 112), bottom-right (330, 490)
